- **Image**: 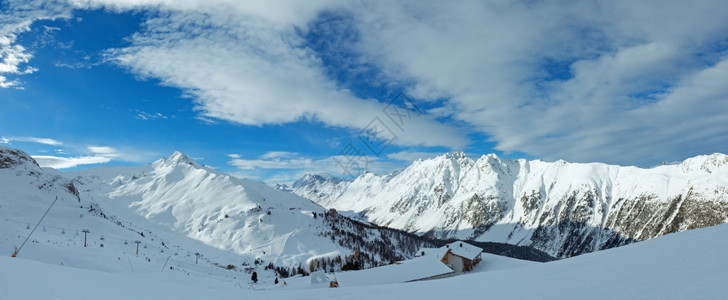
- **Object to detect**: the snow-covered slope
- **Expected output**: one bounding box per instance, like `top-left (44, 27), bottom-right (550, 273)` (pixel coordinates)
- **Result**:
top-left (1, 146), bottom-right (429, 280)
top-left (0, 146), bottom-right (190, 273)
top-left (290, 152), bottom-right (728, 257)
top-left (76, 152), bottom-right (330, 266)
top-left (3, 219), bottom-right (727, 299)
top-left (72, 151), bottom-right (431, 270)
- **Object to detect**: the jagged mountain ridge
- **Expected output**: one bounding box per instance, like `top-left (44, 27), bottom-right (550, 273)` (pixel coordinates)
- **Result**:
top-left (289, 152), bottom-right (728, 258)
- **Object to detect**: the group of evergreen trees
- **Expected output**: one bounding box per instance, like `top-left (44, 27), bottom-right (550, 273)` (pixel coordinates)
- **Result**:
top-left (264, 262), bottom-right (307, 278)
top-left (242, 208), bottom-right (437, 279)
top-left (324, 210), bottom-right (434, 263)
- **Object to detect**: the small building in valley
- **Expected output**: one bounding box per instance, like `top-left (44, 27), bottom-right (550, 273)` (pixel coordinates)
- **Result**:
top-left (417, 241), bottom-right (483, 273)
top-left (335, 241), bottom-right (483, 286)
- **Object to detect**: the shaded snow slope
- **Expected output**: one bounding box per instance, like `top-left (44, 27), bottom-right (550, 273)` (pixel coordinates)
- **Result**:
top-left (291, 152), bottom-right (728, 257)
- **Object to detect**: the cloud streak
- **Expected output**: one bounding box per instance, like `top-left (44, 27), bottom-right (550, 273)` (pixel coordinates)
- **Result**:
top-left (1, 135), bottom-right (158, 169)
top-left (135, 111), bottom-right (168, 121)
top-left (9, 136), bottom-right (64, 146)
top-left (31, 144), bottom-right (159, 169)
top-left (33, 155), bottom-right (112, 169)
top-left (31, 145), bottom-right (119, 169)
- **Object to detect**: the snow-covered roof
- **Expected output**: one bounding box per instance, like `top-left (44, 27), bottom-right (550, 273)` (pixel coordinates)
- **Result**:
top-left (445, 241), bottom-right (482, 260)
top-left (416, 247), bottom-right (450, 259)
top-left (335, 254), bottom-right (454, 286)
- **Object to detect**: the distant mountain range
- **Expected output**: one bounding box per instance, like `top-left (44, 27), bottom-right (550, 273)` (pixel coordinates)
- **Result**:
top-left (285, 151), bottom-right (728, 258)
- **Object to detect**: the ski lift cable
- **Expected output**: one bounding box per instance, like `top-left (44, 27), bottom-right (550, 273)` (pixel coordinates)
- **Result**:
top-left (14, 196), bottom-right (59, 256)
top-left (6, 207), bottom-right (226, 268)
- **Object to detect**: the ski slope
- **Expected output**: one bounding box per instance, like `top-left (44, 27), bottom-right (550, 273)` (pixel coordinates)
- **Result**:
top-left (2, 222), bottom-right (727, 299)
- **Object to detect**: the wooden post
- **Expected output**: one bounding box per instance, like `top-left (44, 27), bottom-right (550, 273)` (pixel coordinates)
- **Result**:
top-left (135, 241), bottom-right (142, 256)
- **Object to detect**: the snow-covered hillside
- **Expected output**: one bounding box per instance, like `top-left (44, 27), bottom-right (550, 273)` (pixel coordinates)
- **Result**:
top-left (0, 146), bottom-right (232, 278)
top-left (72, 151), bottom-right (339, 267)
top-left (3, 218), bottom-right (727, 299)
top-left (289, 152), bottom-right (728, 257)
top-left (0, 146), bottom-right (429, 280)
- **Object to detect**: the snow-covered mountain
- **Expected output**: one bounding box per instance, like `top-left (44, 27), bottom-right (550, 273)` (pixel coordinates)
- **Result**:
top-left (289, 152), bottom-right (728, 258)
top-left (0, 146), bottom-right (429, 277)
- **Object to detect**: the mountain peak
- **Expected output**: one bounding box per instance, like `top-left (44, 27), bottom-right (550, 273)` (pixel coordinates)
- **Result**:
top-left (680, 153), bottom-right (728, 173)
top-left (159, 151), bottom-right (199, 168)
top-left (419, 151), bottom-right (471, 166)
top-left (444, 151), bottom-right (468, 160)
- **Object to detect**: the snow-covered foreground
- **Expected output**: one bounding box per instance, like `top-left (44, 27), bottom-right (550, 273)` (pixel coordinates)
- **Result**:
top-left (2, 223), bottom-right (727, 299)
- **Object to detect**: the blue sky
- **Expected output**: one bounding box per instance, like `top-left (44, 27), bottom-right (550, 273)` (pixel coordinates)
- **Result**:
top-left (2, 0), bottom-right (728, 184)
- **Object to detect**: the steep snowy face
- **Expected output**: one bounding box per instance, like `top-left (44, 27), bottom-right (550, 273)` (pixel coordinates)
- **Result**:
top-left (291, 152), bottom-right (728, 258)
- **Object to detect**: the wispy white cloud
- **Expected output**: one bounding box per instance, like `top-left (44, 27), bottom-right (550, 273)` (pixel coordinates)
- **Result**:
top-left (84, 145), bottom-right (160, 164)
top-left (54, 54), bottom-right (101, 69)
top-left (260, 151), bottom-right (299, 159)
top-left (3, 136), bottom-right (64, 146)
top-left (3, 136), bottom-right (159, 169)
top-left (87, 146), bottom-right (117, 155)
top-left (33, 144), bottom-right (160, 169)
top-left (135, 110), bottom-right (168, 120)
top-left (32, 145), bottom-right (120, 169)
top-left (0, 0), bottom-right (72, 88)
top-left (33, 155), bottom-right (112, 169)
